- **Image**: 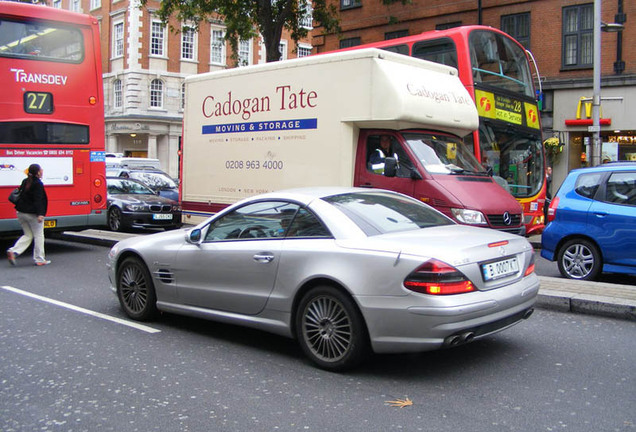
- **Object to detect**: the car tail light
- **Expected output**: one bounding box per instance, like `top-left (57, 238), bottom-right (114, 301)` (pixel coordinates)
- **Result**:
top-left (524, 254), bottom-right (536, 277)
top-left (547, 197), bottom-right (559, 222)
top-left (404, 259), bottom-right (475, 295)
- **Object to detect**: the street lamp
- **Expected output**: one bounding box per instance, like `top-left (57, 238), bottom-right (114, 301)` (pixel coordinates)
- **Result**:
top-left (591, 0), bottom-right (624, 166)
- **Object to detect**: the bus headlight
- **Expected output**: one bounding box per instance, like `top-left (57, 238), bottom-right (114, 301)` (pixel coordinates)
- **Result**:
top-left (451, 208), bottom-right (488, 225)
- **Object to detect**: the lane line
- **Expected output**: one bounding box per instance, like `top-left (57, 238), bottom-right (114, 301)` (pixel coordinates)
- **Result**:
top-left (1, 285), bottom-right (161, 334)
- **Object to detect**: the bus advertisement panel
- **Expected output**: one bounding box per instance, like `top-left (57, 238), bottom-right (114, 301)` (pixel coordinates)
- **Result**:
top-left (0, 2), bottom-right (107, 235)
top-left (336, 26), bottom-right (546, 235)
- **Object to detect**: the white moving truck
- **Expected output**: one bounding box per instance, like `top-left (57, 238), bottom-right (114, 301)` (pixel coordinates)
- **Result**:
top-left (182, 49), bottom-right (524, 234)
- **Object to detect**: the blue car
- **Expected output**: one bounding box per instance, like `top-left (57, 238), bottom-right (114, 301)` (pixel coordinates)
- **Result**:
top-left (541, 162), bottom-right (636, 280)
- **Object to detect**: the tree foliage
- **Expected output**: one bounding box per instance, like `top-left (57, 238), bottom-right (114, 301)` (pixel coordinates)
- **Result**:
top-left (141, 0), bottom-right (341, 64)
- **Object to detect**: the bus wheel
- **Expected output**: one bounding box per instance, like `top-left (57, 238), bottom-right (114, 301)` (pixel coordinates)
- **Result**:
top-left (108, 207), bottom-right (123, 232)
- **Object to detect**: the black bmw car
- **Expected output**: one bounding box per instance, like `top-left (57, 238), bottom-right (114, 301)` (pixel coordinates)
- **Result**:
top-left (106, 177), bottom-right (182, 232)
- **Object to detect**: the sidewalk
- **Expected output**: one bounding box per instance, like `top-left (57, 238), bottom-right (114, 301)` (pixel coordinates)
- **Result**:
top-left (58, 229), bottom-right (636, 322)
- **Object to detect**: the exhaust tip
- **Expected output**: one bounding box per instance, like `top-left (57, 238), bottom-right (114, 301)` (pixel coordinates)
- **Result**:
top-left (523, 308), bottom-right (534, 320)
top-left (460, 332), bottom-right (475, 343)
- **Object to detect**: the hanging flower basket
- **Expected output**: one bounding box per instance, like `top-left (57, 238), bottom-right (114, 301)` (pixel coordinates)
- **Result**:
top-left (544, 137), bottom-right (564, 161)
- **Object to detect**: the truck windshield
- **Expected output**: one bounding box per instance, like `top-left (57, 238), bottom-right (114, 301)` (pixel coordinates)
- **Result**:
top-left (402, 133), bottom-right (486, 175)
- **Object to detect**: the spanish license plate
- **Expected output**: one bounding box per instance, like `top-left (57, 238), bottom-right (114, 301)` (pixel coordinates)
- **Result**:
top-left (43, 219), bottom-right (57, 229)
top-left (482, 257), bottom-right (519, 281)
top-left (153, 214), bottom-right (173, 220)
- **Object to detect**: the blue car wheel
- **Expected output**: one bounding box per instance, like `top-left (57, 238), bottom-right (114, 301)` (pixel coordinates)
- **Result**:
top-left (557, 238), bottom-right (602, 281)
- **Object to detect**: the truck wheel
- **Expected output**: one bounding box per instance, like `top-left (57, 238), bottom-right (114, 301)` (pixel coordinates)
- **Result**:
top-left (108, 207), bottom-right (123, 232)
top-left (116, 257), bottom-right (158, 321)
top-left (295, 286), bottom-right (370, 371)
top-left (557, 238), bottom-right (602, 281)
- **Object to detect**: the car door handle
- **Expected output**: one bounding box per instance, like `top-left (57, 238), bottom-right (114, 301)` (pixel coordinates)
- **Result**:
top-left (594, 212), bottom-right (608, 218)
top-left (253, 253), bottom-right (274, 263)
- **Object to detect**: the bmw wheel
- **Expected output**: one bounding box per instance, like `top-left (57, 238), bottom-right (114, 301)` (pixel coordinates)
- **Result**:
top-left (116, 257), bottom-right (158, 321)
top-left (557, 238), bottom-right (602, 281)
top-left (108, 207), bottom-right (123, 232)
top-left (296, 286), bottom-right (369, 371)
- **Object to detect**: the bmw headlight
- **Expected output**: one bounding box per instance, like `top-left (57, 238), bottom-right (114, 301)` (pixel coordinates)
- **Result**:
top-left (451, 208), bottom-right (488, 225)
top-left (172, 204), bottom-right (182, 211)
top-left (125, 204), bottom-right (148, 211)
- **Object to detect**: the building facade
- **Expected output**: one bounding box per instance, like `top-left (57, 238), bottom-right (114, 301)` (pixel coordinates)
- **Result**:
top-left (51, 0), bottom-right (313, 178)
top-left (314, 0), bottom-right (636, 190)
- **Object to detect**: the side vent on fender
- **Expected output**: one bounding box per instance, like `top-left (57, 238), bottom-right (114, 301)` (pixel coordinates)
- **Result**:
top-left (154, 269), bottom-right (174, 284)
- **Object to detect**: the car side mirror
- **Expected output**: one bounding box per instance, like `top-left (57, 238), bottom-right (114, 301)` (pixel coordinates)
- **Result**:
top-left (384, 157), bottom-right (397, 177)
top-left (187, 228), bottom-right (202, 244)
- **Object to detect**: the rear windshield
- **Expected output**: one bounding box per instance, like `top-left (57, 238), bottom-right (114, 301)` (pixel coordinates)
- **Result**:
top-left (323, 191), bottom-right (453, 236)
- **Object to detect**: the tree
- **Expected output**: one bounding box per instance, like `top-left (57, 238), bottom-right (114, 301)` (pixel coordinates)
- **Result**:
top-left (142, 0), bottom-right (341, 64)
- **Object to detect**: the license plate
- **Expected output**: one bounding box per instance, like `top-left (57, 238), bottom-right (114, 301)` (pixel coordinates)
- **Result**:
top-left (44, 219), bottom-right (57, 229)
top-left (153, 214), bottom-right (173, 220)
top-left (482, 257), bottom-right (519, 281)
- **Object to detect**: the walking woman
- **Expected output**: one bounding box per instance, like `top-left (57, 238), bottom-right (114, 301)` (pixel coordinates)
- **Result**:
top-left (7, 164), bottom-right (50, 266)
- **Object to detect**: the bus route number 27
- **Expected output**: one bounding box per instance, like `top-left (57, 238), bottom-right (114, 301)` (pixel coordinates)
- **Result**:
top-left (24, 92), bottom-right (54, 114)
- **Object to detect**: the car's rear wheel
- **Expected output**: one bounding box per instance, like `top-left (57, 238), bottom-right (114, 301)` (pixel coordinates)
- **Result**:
top-left (295, 286), bottom-right (369, 371)
top-left (557, 238), bottom-right (602, 280)
top-left (116, 256), bottom-right (158, 321)
top-left (108, 207), bottom-right (123, 232)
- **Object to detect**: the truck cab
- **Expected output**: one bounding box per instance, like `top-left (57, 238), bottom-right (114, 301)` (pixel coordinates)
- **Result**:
top-left (355, 130), bottom-right (524, 235)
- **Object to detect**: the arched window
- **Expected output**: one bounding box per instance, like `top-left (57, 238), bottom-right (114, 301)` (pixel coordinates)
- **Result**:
top-left (150, 79), bottom-right (163, 108)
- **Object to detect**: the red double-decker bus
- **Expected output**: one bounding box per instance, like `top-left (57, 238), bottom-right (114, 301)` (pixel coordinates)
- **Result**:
top-left (0, 2), bottom-right (107, 235)
top-left (336, 26), bottom-right (547, 235)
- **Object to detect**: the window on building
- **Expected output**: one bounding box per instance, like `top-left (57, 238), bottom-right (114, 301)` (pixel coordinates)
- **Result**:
top-left (563, 4), bottom-right (593, 68)
top-left (70, 0), bottom-right (81, 12)
top-left (151, 21), bottom-right (165, 57)
top-left (300, 1), bottom-right (313, 29)
top-left (150, 79), bottom-right (163, 108)
top-left (339, 37), bottom-right (361, 49)
top-left (238, 39), bottom-right (251, 66)
top-left (181, 26), bottom-right (196, 61)
top-left (181, 83), bottom-right (186, 110)
top-left (385, 30), bottom-right (408, 40)
top-left (52, 0), bottom-right (62, 8)
top-left (501, 13), bottom-right (530, 49)
top-left (113, 79), bottom-right (122, 109)
top-left (210, 28), bottom-right (226, 65)
top-left (113, 21), bottom-right (124, 58)
top-left (90, 0), bottom-right (101, 10)
top-left (279, 40), bottom-right (288, 61)
top-left (341, 0), bottom-right (361, 10)
top-left (435, 22), bottom-right (461, 30)
top-left (297, 44), bottom-right (312, 57)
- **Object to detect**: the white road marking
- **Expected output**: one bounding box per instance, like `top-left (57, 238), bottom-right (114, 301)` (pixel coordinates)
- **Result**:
top-left (1, 285), bottom-right (161, 334)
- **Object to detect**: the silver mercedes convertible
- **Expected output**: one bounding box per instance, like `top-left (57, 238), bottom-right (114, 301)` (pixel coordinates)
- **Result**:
top-left (107, 188), bottom-right (538, 371)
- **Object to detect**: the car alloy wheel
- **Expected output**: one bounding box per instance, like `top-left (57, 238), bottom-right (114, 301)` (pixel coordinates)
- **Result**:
top-left (108, 207), bottom-right (123, 232)
top-left (116, 257), bottom-right (158, 320)
top-left (557, 238), bottom-right (602, 281)
top-left (296, 286), bottom-right (369, 371)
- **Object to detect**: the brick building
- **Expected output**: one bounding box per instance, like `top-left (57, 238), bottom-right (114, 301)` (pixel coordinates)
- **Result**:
top-left (314, 0), bottom-right (636, 189)
top-left (50, 0), bottom-right (313, 178)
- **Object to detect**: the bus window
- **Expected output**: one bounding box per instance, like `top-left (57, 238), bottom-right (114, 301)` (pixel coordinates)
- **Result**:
top-left (380, 44), bottom-right (409, 56)
top-left (412, 39), bottom-right (458, 69)
top-left (0, 19), bottom-right (84, 62)
top-left (469, 30), bottom-right (533, 97)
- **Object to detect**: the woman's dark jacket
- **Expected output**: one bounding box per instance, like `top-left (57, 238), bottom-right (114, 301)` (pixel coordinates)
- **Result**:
top-left (15, 177), bottom-right (48, 216)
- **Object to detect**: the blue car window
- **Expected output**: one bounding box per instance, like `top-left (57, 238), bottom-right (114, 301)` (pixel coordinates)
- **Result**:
top-left (605, 172), bottom-right (636, 206)
top-left (574, 173), bottom-right (603, 199)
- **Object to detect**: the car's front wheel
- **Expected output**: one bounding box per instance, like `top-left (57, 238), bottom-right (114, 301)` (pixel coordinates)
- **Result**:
top-left (116, 256), bottom-right (158, 321)
top-left (557, 238), bottom-right (602, 280)
top-left (295, 286), bottom-right (369, 371)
